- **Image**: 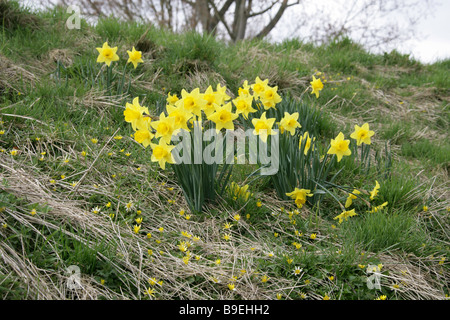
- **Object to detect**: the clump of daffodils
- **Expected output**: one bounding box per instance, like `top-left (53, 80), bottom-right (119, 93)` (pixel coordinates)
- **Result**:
top-left (123, 77), bottom-right (283, 170)
top-left (227, 182), bottom-right (252, 202)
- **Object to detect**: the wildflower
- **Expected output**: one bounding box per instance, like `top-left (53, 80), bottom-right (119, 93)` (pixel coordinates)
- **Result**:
top-left (274, 232), bottom-right (279, 238)
top-left (125, 201), bottom-right (135, 212)
top-left (261, 275), bottom-right (269, 283)
top-left (256, 199), bottom-right (262, 207)
top-left (228, 283), bottom-right (236, 291)
top-left (135, 217), bottom-right (143, 224)
top-left (91, 206), bottom-right (101, 214)
top-left (369, 181), bottom-right (380, 200)
top-left (81, 151), bottom-right (87, 157)
top-left (276, 293), bottom-right (283, 300)
top-left (328, 276), bottom-right (334, 281)
top-left (286, 258), bottom-right (293, 264)
top-left (304, 279), bottom-right (310, 285)
top-left (133, 225), bottom-right (141, 234)
top-left (30, 209), bottom-right (37, 216)
top-left (114, 135), bottom-right (123, 140)
top-left (358, 264), bottom-right (366, 269)
top-left (158, 227), bottom-right (164, 232)
top-left (150, 140), bottom-right (175, 170)
top-left (215, 259), bottom-right (221, 265)
top-left (293, 267), bottom-right (303, 275)
top-left (327, 132), bottom-right (351, 162)
top-left (105, 202), bottom-right (111, 208)
top-left (126, 46), bottom-right (143, 69)
top-left (0, 130), bottom-right (4, 135)
top-left (333, 209), bottom-right (358, 224)
top-left (345, 189), bottom-right (361, 208)
top-left (298, 131), bottom-right (315, 155)
top-left (147, 233), bottom-right (152, 239)
top-left (96, 42), bottom-right (119, 67)
top-left (10, 150), bottom-right (18, 156)
top-left (207, 102), bottom-right (238, 133)
top-left (310, 76), bottom-right (324, 98)
top-left (422, 205), bottom-right (428, 212)
top-left (350, 123), bottom-right (375, 146)
top-left (310, 233), bottom-right (317, 240)
top-left (279, 112), bottom-right (301, 135)
top-left (223, 222), bottom-right (232, 230)
top-left (222, 233), bottom-right (231, 241)
top-left (323, 294), bottom-right (330, 300)
top-left (91, 138), bottom-right (98, 144)
top-left (233, 214), bottom-right (241, 222)
top-left (100, 279), bottom-right (105, 285)
top-left (2, 223), bottom-right (7, 229)
top-left (376, 295), bottom-right (387, 300)
top-left (144, 288), bottom-right (155, 297)
top-left (252, 112), bottom-right (276, 143)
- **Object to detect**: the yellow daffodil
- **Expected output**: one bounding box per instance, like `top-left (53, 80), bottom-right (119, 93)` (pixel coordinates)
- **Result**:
top-left (207, 102), bottom-right (238, 133)
top-left (166, 105), bottom-right (192, 132)
top-left (175, 88), bottom-right (206, 118)
top-left (333, 209), bottom-right (358, 224)
top-left (310, 75), bottom-right (324, 98)
top-left (260, 85), bottom-right (282, 109)
top-left (202, 85), bottom-right (221, 117)
top-left (238, 80), bottom-right (251, 97)
top-left (134, 129), bottom-right (154, 148)
top-left (124, 97), bottom-right (151, 131)
top-left (166, 92), bottom-right (179, 106)
top-left (369, 180), bottom-right (380, 200)
top-left (251, 76), bottom-right (269, 98)
top-left (215, 83), bottom-right (231, 105)
top-left (96, 42), bottom-right (119, 67)
top-left (299, 131), bottom-right (315, 155)
top-left (126, 46), bottom-right (143, 69)
top-left (286, 188), bottom-right (313, 208)
top-left (252, 112), bottom-right (276, 143)
top-left (279, 112), bottom-right (301, 135)
top-left (327, 132), bottom-right (351, 162)
top-left (345, 189), bottom-right (361, 208)
top-left (151, 112), bottom-right (176, 144)
top-left (350, 123), bottom-right (375, 146)
top-left (233, 95), bottom-right (256, 120)
top-left (150, 140), bottom-right (175, 170)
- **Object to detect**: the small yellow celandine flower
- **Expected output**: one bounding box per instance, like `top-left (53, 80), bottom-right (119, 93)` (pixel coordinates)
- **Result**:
top-left (150, 140), bottom-right (175, 170)
top-left (2, 223), bottom-right (7, 229)
top-left (327, 132), bottom-right (351, 162)
top-left (252, 112), bottom-right (276, 143)
top-left (135, 217), bottom-right (143, 224)
top-left (350, 123), bottom-right (375, 146)
top-left (222, 233), bottom-right (231, 241)
top-left (276, 293), bottom-right (283, 300)
top-left (96, 42), bottom-right (120, 67)
top-left (91, 138), bottom-right (98, 144)
top-left (215, 259), bottom-right (221, 265)
top-left (0, 130), bottom-right (4, 135)
top-left (422, 205), bottom-right (428, 212)
top-left (228, 283), bottom-right (236, 291)
top-left (256, 199), bottom-right (262, 207)
top-left (310, 75), bottom-right (324, 98)
top-left (10, 150), bottom-right (18, 156)
top-left (279, 112), bottom-right (301, 136)
top-left (100, 279), bottom-right (105, 285)
top-left (30, 209), bottom-right (37, 216)
top-left (369, 180), bottom-right (381, 200)
top-left (233, 214), bottom-right (240, 222)
top-left (133, 224), bottom-right (141, 234)
top-left (144, 287), bottom-right (155, 297)
top-left (126, 46), bottom-right (143, 69)
top-left (310, 233), bottom-right (317, 240)
top-left (261, 275), bottom-right (269, 283)
top-left (323, 294), bottom-right (330, 300)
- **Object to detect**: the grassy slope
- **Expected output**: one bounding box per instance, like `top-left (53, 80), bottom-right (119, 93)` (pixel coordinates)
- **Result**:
top-left (0, 2), bottom-right (448, 300)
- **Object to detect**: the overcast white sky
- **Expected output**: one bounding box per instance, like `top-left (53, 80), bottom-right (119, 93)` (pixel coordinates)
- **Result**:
top-left (397, 1), bottom-right (450, 63)
top-left (21, 0), bottom-right (450, 64)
